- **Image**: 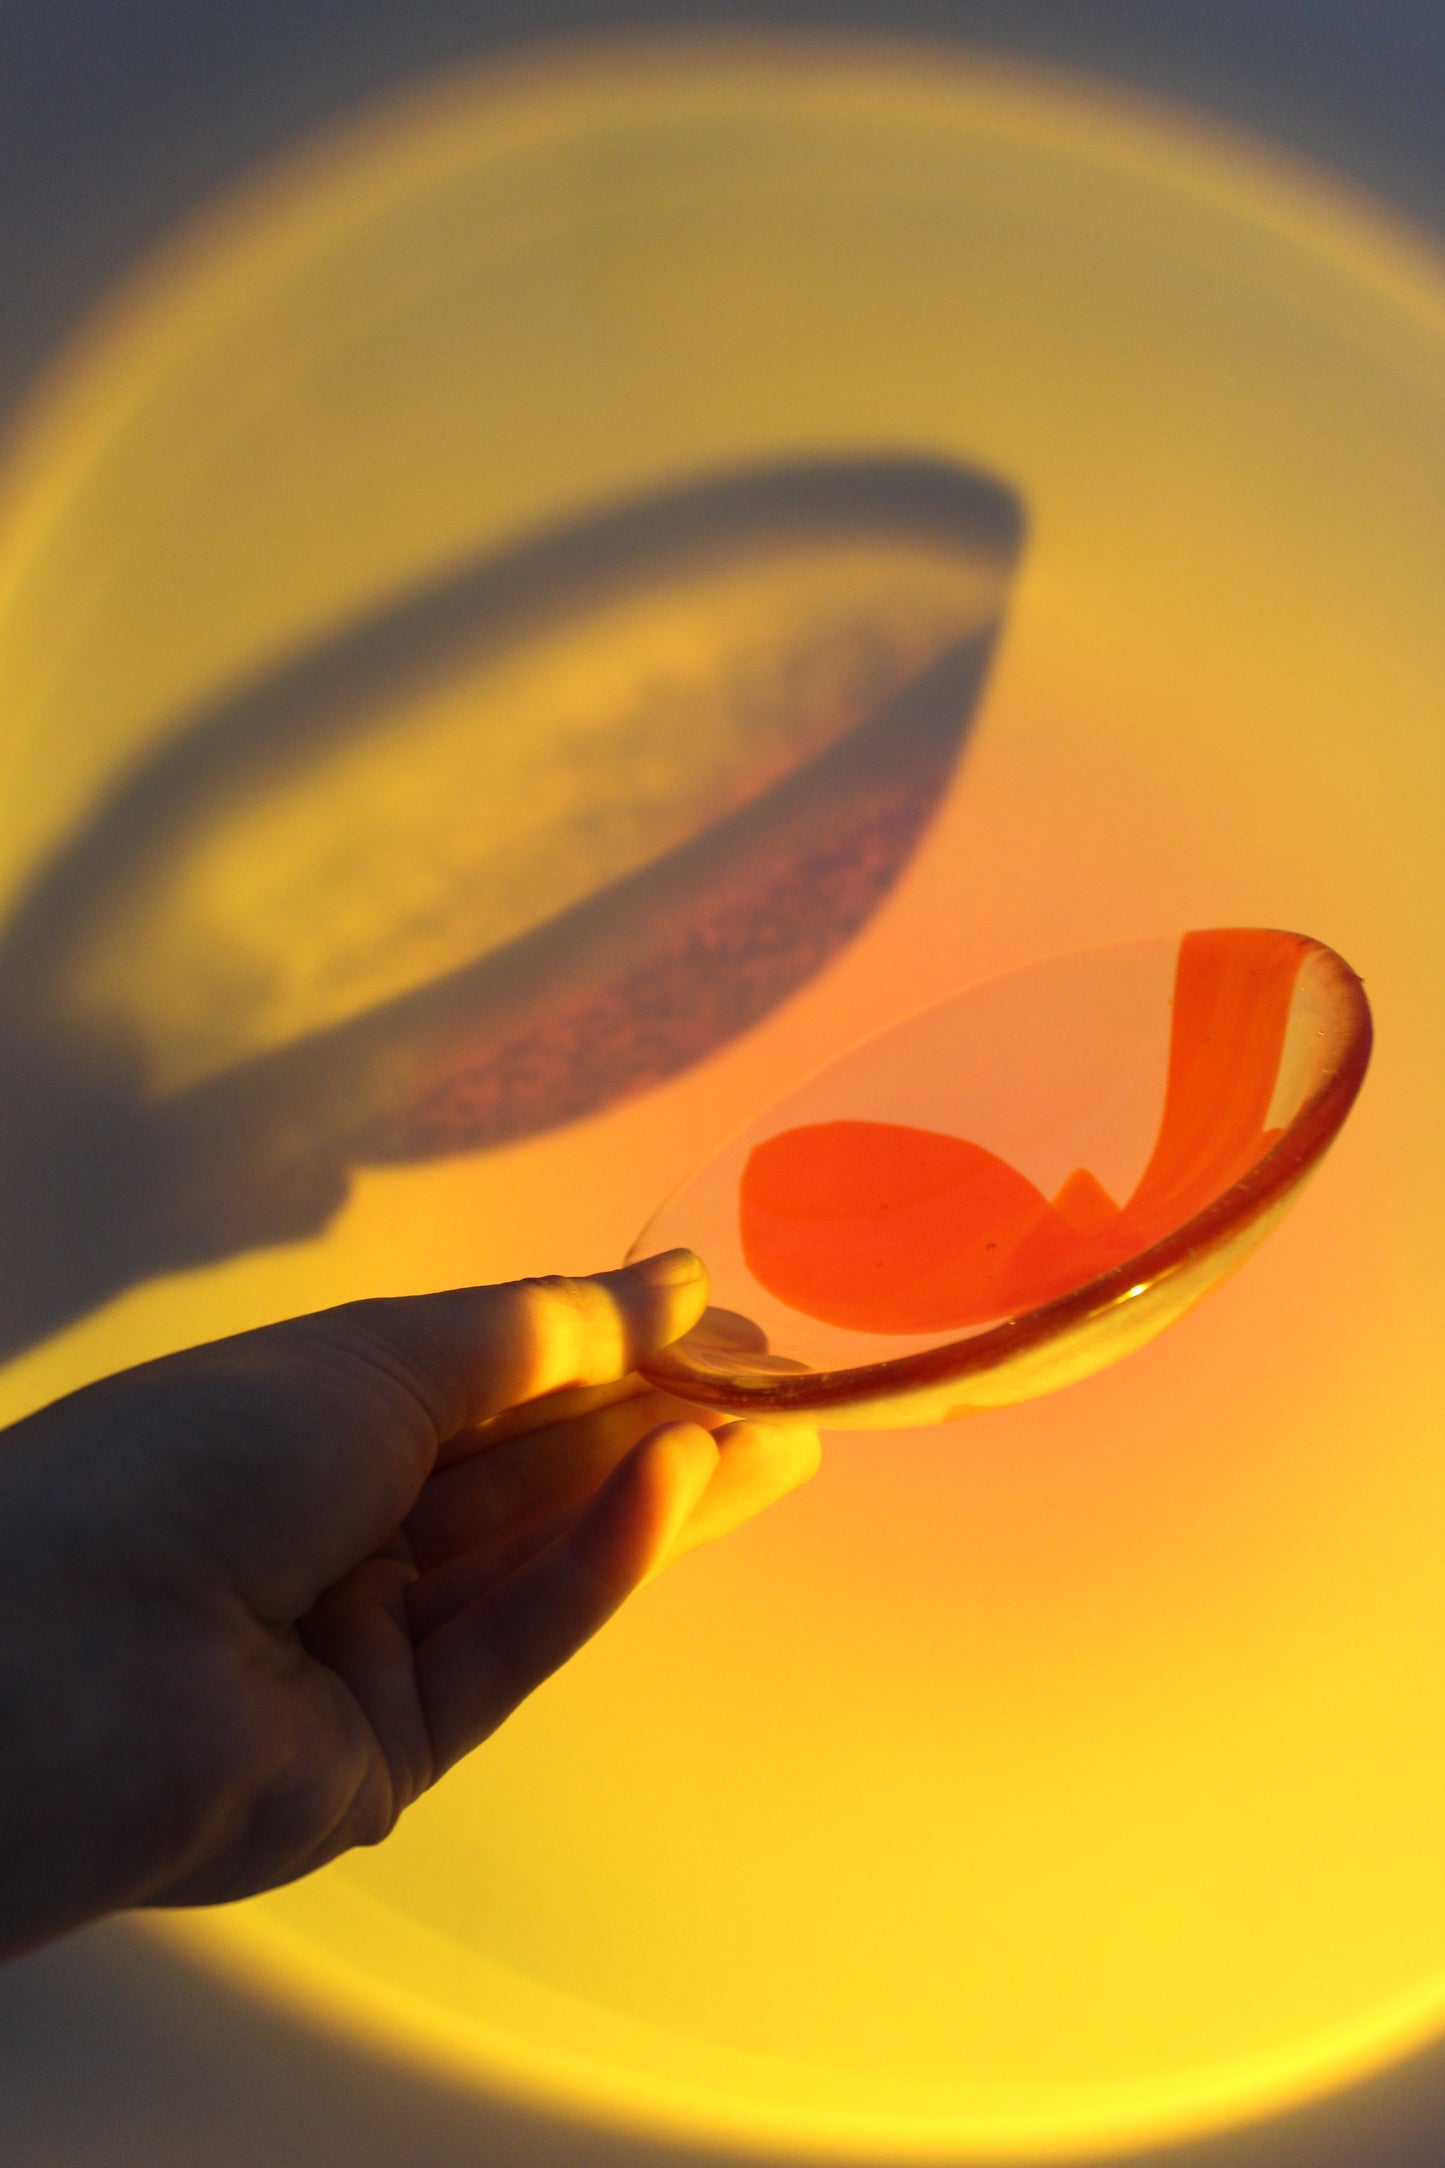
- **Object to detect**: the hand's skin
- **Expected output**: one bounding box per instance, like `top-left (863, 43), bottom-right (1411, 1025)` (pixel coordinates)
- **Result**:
top-left (0, 1250), bottom-right (819, 1964)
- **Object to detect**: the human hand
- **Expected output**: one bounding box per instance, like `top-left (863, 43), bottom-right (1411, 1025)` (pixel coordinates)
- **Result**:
top-left (0, 1252), bottom-right (819, 1962)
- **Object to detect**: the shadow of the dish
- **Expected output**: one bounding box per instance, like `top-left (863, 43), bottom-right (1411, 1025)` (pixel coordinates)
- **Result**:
top-left (1, 1920), bottom-right (1444, 2168)
top-left (0, 454), bottom-right (1021, 1361)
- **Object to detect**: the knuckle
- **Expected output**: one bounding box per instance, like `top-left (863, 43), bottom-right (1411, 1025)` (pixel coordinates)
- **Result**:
top-left (516, 1273), bottom-right (620, 1385)
top-left (480, 1450), bottom-right (533, 1538)
top-left (523, 1272), bottom-right (595, 1319)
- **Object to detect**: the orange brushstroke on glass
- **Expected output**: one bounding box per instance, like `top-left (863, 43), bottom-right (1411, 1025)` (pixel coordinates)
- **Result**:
top-left (1120, 927), bottom-right (1306, 1247)
top-left (739, 929), bottom-right (1310, 1331)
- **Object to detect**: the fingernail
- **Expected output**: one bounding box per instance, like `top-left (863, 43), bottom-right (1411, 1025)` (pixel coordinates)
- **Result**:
top-left (630, 1247), bottom-right (705, 1287)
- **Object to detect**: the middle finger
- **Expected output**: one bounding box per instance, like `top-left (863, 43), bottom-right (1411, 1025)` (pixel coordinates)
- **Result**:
top-left (407, 1385), bottom-right (724, 1569)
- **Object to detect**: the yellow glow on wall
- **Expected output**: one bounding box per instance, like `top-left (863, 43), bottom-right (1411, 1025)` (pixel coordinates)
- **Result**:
top-left (0, 35), bottom-right (1443, 2162)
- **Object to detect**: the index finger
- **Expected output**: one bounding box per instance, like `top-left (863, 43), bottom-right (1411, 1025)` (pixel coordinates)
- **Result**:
top-left (312, 1248), bottom-right (710, 1450)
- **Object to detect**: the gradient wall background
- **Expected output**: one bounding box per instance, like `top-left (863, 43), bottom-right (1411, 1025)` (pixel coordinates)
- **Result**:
top-left (0, 6), bottom-right (1443, 2166)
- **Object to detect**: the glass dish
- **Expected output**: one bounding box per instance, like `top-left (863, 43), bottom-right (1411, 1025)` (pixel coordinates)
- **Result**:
top-left (632, 928), bottom-right (1372, 1425)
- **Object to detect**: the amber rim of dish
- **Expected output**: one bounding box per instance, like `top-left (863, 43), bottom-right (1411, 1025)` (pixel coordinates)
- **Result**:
top-left (640, 932), bottom-right (1374, 1415)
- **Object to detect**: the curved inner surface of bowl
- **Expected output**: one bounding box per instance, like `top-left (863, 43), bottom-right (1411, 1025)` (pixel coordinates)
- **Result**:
top-left (634, 927), bottom-right (1371, 1415)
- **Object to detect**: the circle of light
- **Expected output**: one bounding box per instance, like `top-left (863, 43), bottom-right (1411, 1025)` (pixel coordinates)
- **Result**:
top-left (0, 34), bottom-right (1444, 2165)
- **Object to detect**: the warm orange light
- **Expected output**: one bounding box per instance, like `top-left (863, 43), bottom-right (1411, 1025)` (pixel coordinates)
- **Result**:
top-left (0, 34), bottom-right (1443, 2166)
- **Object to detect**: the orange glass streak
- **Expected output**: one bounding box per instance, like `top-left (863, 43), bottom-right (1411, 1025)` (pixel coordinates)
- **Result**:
top-left (740, 929), bottom-right (1309, 1331)
top-left (1122, 926), bottom-right (1308, 1241)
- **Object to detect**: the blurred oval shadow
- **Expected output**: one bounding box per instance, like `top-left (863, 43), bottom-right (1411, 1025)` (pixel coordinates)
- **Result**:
top-left (0, 453), bottom-right (1023, 1360)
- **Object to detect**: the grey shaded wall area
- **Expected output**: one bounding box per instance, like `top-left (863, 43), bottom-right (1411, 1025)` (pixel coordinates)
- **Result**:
top-left (1, 2), bottom-right (1444, 433)
top-left (1, 6), bottom-right (1444, 2166)
top-left (7, 1919), bottom-right (1445, 2168)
